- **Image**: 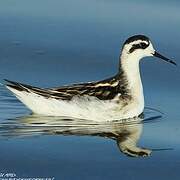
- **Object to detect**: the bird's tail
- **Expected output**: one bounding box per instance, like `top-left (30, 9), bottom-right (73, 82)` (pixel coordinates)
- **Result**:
top-left (4, 79), bottom-right (35, 93)
top-left (4, 79), bottom-right (49, 114)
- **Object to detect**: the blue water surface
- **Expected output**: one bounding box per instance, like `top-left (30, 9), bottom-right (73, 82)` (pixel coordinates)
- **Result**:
top-left (0, 0), bottom-right (180, 179)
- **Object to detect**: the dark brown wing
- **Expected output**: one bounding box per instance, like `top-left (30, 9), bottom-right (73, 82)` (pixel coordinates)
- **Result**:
top-left (5, 72), bottom-right (129, 101)
top-left (48, 76), bottom-right (120, 100)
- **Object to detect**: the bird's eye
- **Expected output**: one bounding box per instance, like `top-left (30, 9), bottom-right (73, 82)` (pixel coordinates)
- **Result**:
top-left (140, 42), bottom-right (147, 49)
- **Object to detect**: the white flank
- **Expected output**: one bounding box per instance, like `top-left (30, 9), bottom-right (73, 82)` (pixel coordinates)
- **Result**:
top-left (6, 86), bottom-right (143, 122)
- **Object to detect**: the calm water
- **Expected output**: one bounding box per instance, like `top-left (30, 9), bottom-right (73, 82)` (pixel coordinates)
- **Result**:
top-left (0, 0), bottom-right (180, 179)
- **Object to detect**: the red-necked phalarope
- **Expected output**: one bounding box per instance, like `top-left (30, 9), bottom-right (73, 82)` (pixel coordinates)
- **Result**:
top-left (5, 35), bottom-right (176, 121)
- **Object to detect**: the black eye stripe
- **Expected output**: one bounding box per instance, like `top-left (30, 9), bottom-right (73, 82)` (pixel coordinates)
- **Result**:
top-left (140, 42), bottom-right (148, 49)
top-left (129, 42), bottom-right (149, 53)
top-left (129, 44), bottom-right (141, 53)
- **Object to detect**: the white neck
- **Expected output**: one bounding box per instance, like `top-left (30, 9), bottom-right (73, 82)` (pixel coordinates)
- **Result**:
top-left (120, 52), bottom-right (144, 105)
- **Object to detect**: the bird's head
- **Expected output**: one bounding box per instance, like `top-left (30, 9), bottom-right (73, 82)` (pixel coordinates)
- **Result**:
top-left (121, 35), bottom-right (176, 66)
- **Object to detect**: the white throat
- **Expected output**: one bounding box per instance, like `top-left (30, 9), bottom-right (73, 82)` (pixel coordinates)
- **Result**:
top-left (120, 52), bottom-right (144, 106)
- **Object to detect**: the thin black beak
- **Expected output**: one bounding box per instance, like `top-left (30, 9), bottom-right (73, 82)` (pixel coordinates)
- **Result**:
top-left (153, 51), bottom-right (177, 66)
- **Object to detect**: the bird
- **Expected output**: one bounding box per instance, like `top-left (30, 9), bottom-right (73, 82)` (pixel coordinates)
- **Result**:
top-left (5, 35), bottom-right (176, 121)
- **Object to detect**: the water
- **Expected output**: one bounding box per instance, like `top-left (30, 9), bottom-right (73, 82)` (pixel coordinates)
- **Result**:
top-left (0, 0), bottom-right (180, 179)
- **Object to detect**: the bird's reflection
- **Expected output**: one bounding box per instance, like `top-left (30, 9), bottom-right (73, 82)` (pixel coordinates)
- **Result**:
top-left (0, 109), bottom-right (162, 157)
